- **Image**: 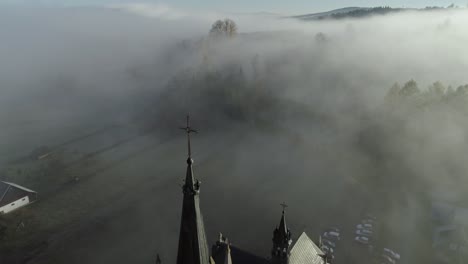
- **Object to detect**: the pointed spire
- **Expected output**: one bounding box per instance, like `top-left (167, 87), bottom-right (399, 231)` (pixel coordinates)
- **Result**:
top-left (156, 254), bottom-right (162, 264)
top-left (180, 114), bottom-right (200, 195)
top-left (176, 115), bottom-right (209, 264)
top-left (278, 202), bottom-right (288, 237)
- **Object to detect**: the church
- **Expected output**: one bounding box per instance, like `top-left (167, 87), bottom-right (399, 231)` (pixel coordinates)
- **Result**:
top-left (174, 116), bottom-right (329, 264)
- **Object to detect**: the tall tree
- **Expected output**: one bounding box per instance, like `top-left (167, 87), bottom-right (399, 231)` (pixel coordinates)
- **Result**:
top-left (210, 19), bottom-right (238, 37)
top-left (399, 80), bottom-right (420, 97)
top-left (430, 81), bottom-right (446, 96)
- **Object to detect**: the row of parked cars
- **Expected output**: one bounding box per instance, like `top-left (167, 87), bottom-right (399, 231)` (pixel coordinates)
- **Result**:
top-left (353, 213), bottom-right (401, 264)
top-left (379, 247), bottom-right (400, 264)
top-left (354, 214), bottom-right (376, 245)
top-left (321, 227), bottom-right (341, 261)
top-left (354, 214), bottom-right (377, 245)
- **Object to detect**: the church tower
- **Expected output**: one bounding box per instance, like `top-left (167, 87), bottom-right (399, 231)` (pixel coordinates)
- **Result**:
top-left (176, 116), bottom-right (210, 264)
top-left (271, 203), bottom-right (292, 264)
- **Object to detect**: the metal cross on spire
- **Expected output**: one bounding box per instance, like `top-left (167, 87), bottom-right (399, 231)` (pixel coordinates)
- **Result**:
top-left (180, 114), bottom-right (198, 159)
top-left (280, 202), bottom-right (288, 213)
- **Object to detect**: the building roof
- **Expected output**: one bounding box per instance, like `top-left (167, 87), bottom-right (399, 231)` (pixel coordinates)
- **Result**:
top-left (0, 181), bottom-right (36, 208)
top-left (2, 181), bottom-right (37, 193)
top-left (211, 236), bottom-right (269, 264)
top-left (289, 232), bottom-right (325, 264)
top-left (228, 245), bottom-right (270, 264)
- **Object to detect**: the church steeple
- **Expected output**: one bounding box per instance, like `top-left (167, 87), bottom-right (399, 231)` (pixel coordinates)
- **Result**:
top-left (180, 115), bottom-right (199, 194)
top-left (176, 115), bottom-right (210, 264)
top-left (271, 203), bottom-right (292, 264)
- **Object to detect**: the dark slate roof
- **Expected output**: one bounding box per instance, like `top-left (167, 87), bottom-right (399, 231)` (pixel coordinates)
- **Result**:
top-left (289, 232), bottom-right (325, 264)
top-left (212, 242), bottom-right (270, 264)
top-left (229, 245), bottom-right (270, 264)
top-left (0, 181), bottom-right (37, 208)
top-left (176, 158), bottom-right (210, 264)
top-left (0, 182), bottom-right (9, 199)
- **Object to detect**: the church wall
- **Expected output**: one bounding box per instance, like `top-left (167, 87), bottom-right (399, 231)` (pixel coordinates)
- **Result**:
top-left (0, 195), bottom-right (30, 214)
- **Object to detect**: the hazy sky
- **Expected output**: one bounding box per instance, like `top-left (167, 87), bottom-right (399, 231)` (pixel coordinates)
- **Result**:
top-left (2, 0), bottom-right (467, 14)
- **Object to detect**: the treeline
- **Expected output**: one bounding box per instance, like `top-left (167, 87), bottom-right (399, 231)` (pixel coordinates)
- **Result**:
top-left (328, 7), bottom-right (400, 19)
top-left (385, 80), bottom-right (468, 110)
top-left (153, 65), bottom-right (281, 128)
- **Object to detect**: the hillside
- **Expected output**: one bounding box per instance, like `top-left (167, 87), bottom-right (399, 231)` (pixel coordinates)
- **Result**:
top-left (293, 5), bottom-right (458, 20)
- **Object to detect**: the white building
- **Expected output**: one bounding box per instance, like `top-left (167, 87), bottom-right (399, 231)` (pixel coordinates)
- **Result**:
top-left (0, 181), bottom-right (37, 214)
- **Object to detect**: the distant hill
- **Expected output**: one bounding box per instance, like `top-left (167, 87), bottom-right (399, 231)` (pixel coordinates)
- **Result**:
top-left (292, 6), bottom-right (455, 20)
top-left (292, 7), bottom-right (366, 20)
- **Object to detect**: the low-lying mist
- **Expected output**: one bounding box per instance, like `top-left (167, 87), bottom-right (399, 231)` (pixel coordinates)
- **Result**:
top-left (1, 4), bottom-right (468, 264)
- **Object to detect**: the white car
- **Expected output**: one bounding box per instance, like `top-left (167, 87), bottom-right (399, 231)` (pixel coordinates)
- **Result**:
top-left (366, 213), bottom-right (377, 220)
top-left (354, 236), bottom-right (369, 244)
top-left (323, 231), bottom-right (340, 241)
top-left (381, 254), bottom-right (396, 264)
top-left (356, 223), bottom-right (373, 229)
top-left (356, 229), bottom-right (373, 236)
top-left (326, 227), bottom-right (341, 233)
top-left (322, 239), bottom-right (336, 248)
top-left (383, 248), bottom-right (400, 260)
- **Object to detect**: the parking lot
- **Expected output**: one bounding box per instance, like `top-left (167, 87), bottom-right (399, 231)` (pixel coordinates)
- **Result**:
top-left (318, 212), bottom-right (402, 264)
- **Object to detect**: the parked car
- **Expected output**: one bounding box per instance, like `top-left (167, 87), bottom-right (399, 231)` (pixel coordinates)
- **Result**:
top-left (366, 213), bottom-right (377, 220)
top-left (381, 254), bottom-right (396, 264)
top-left (354, 236), bottom-right (370, 244)
top-left (362, 218), bottom-right (375, 224)
top-left (356, 229), bottom-right (373, 236)
top-left (323, 231), bottom-right (340, 241)
top-left (321, 245), bottom-right (334, 254)
top-left (383, 248), bottom-right (400, 260)
top-left (356, 223), bottom-right (373, 229)
top-left (322, 239), bottom-right (336, 248)
top-left (326, 227), bottom-right (341, 233)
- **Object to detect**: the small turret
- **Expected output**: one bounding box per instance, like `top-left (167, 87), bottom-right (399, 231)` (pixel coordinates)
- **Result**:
top-left (271, 203), bottom-right (292, 264)
top-left (211, 233), bottom-right (234, 264)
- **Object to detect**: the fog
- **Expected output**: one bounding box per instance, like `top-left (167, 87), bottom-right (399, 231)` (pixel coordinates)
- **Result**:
top-left (1, 5), bottom-right (468, 264)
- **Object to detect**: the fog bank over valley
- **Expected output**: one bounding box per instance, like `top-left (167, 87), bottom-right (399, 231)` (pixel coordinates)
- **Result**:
top-left (1, 5), bottom-right (468, 264)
